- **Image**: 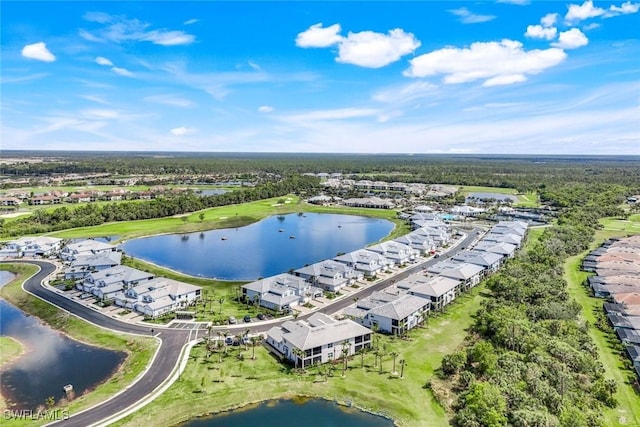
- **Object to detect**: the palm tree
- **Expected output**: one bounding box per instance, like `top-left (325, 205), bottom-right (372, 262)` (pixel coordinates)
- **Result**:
top-left (399, 359), bottom-right (406, 379)
top-left (358, 347), bottom-right (366, 369)
top-left (243, 328), bottom-right (250, 351)
top-left (252, 294), bottom-right (260, 311)
top-left (222, 331), bottom-right (229, 355)
top-left (341, 340), bottom-right (351, 376)
top-left (250, 336), bottom-right (261, 360)
top-left (218, 296), bottom-right (226, 315)
top-left (390, 351), bottom-right (399, 375)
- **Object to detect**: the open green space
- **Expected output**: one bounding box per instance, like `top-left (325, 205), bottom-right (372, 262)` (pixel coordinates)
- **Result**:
top-left (458, 185), bottom-right (539, 208)
top-left (115, 287), bottom-right (487, 427)
top-left (563, 217), bottom-right (640, 427)
top-left (0, 263), bottom-right (157, 424)
top-left (45, 195), bottom-right (407, 242)
top-left (0, 336), bottom-right (24, 367)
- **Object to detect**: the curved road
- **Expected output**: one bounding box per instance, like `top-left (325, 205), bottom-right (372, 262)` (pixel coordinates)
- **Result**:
top-left (3, 227), bottom-right (480, 426)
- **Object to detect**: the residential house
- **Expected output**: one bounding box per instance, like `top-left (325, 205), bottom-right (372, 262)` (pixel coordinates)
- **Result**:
top-left (396, 274), bottom-right (460, 311)
top-left (77, 265), bottom-right (155, 300)
top-left (241, 273), bottom-right (323, 312)
top-left (412, 226), bottom-right (450, 246)
top-left (425, 260), bottom-right (484, 290)
top-left (265, 313), bottom-right (372, 367)
top-left (342, 197), bottom-right (395, 209)
top-left (366, 241), bottom-right (417, 266)
top-left (451, 250), bottom-right (504, 276)
top-left (60, 239), bottom-right (118, 261)
top-left (343, 291), bottom-right (430, 335)
top-left (472, 241), bottom-right (518, 259)
top-left (294, 260), bottom-right (360, 292)
top-left (334, 249), bottom-right (390, 277)
top-left (64, 251), bottom-right (122, 279)
top-left (113, 277), bottom-right (201, 318)
top-left (393, 233), bottom-right (436, 256)
top-left (1, 236), bottom-right (63, 258)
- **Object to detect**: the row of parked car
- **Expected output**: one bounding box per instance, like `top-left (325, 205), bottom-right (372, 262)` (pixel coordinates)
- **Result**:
top-left (228, 313), bottom-right (268, 324)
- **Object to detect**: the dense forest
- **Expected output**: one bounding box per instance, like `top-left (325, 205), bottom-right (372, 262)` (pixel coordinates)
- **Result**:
top-left (3, 152), bottom-right (640, 192)
top-left (0, 175), bottom-right (320, 237)
top-left (435, 184), bottom-right (630, 426)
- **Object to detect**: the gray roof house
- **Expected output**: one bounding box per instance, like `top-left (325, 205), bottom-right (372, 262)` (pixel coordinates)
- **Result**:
top-left (265, 313), bottom-right (372, 367)
top-left (412, 226), bottom-right (450, 245)
top-left (343, 291), bottom-right (430, 335)
top-left (396, 274), bottom-right (460, 311)
top-left (425, 260), bottom-right (485, 290)
top-left (1, 236), bottom-right (63, 258)
top-left (242, 273), bottom-right (323, 312)
top-left (366, 241), bottom-right (418, 266)
top-left (451, 250), bottom-right (503, 275)
top-left (473, 241), bottom-right (518, 259)
top-left (334, 249), bottom-right (390, 277)
top-left (60, 239), bottom-right (118, 261)
top-left (294, 260), bottom-right (360, 292)
top-left (482, 232), bottom-right (523, 248)
top-left (78, 265), bottom-right (155, 300)
top-left (64, 251), bottom-right (122, 280)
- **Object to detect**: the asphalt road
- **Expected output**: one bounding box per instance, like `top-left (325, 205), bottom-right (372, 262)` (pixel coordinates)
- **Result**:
top-left (2, 226), bottom-right (480, 426)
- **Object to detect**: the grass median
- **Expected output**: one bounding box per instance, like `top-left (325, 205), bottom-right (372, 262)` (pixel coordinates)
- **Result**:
top-left (0, 263), bottom-right (157, 426)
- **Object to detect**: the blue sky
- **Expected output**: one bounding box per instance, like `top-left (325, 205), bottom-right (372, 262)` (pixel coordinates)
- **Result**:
top-left (1, 1), bottom-right (638, 154)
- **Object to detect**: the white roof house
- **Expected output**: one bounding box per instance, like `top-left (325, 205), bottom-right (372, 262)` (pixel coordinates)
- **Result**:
top-left (64, 251), bottom-right (122, 279)
top-left (1, 236), bottom-right (63, 258)
top-left (113, 277), bottom-right (201, 318)
top-left (242, 273), bottom-right (323, 312)
top-left (334, 249), bottom-right (390, 277)
top-left (265, 313), bottom-right (372, 367)
top-left (366, 241), bottom-right (418, 266)
top-left (60, 239), bottom-right (118, 261)
top-left (394, 232), bottom-right (437, 255)
top-left (426, 260), bottom-right (485, 290)
top-left (79, 265), bottom-right (155, 300)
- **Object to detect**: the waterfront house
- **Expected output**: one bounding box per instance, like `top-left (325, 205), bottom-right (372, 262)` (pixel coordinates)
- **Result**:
top-left (265, 313), bottom-right (372, 367)
top-left (334, 249), bottom-right (390, 277)
top-left (242, 273), bottom-right (323, 312)
top-left (294, 260), bottom-right (360, 292)
top-left (393, 233), bottom-right (436, 255)
top-left (366, 241), bottom-right (417, 266)
top-left (78, 265), bottom-right (155, 300)
top-left (64, 251), bottom-right (122, 280)
top-left (60, 239), bottom-right (118, 261)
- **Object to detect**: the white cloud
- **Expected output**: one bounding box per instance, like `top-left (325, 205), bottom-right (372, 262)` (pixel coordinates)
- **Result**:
top-left (258, 105), bottom-right (274, 113)
top-left (144, 94), bottom-right (194, 107)
top-left (525, 25), bottom-right (557, 40)
top-left (607, 1), bottom-right (640, 15)
top-left (140, 30), bottom-right (195, 46)
top-left (405, 39), bottom-right (567, 86)
top-left (248, 61), bottom-right (261, 71)
top-left (111, 67), bottom-right (134, 77)
top-left (565, 1), bottom-right (604, 23)
top-left (81, 12), bottom-right (195, 46)
top-left (552, 28), bottom-right (589, 49)
top-left (372, 81), bottom-right (438, 104)
top-left (541, 13), bottom-right (558, 27)
top-left (95, 56), bottom-right (113, 66)
top-left (281, 108), bottom-right (380, 122)
top-left (21, 42), bottom-right (56, 62)
top-left (170, 126), bottom-right (196, 136)
top-left (583, 22), bottom-right (601, 30)
top-left (337, 29), bottom-right (421, 68)
top-left (497, 0), bottom-right (530, 5)
top-left (184, 18), bottom-right (199, 25)
top-left (296, 23), bottom-right (342, 47)
top-left (449, 7), bottom-right (496, 24)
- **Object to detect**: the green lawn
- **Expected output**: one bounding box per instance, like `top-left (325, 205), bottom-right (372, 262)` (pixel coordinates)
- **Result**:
top-left (562, 218), bottom-right (640, 427)
top-left (0, 336), bottom-right (23, 367)
top-left (114, 287), bottom-right (487, 427)
top-left (0, 264), bottom-right (157, 423)
top-left (458, 185), bottom-right (538, 208)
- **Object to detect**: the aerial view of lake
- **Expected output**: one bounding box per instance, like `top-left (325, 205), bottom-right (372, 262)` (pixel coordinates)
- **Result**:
top-left (180, 398), bottom-right (393, 427)
top-left (0, 270), bottom-right (126, 410)
top-left (120, 213), bottom-right (394, 280)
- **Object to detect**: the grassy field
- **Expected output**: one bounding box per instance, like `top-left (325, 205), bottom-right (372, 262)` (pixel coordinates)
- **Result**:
top-left (44, 196), bottom-right (406, 242)
top-left (0, 263), bottom-right (157, 424)
top-left (0, 336), bottom-right (23, 367)
top-left (458, 185), bottom-right (539, 208)
top-left (563, 216), bottom-right (640, 427)
top-left (114, 286), bottom-right (487, 427)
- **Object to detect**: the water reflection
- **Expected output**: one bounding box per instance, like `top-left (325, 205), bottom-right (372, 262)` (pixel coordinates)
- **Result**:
top-left (120, 213), bottom-right (393, 280)
top-left (0, 271), bottom-right (126, 410)
top-left (181, 398), bottom-right (393, 427)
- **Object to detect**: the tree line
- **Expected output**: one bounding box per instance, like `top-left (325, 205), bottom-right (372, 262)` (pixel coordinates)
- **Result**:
top-left (436, 184), bottom-right (629, 427)
top-left (0, 175), bottom-right (320, 237)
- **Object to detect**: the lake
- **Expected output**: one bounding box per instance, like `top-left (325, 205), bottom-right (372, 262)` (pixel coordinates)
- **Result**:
top-left (120, 213), bottom-right (394, 280)
top-left (180, 398), bottom-right (393, 427)
top-left (0, 270), bottom-right (126, 410)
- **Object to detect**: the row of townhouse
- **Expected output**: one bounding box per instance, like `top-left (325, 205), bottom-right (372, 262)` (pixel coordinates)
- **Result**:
top-left (0, 236), bottom-right (64, 258)
top-left (584, 236), bottom-right (640, 380)
top-left (342, 221), bottom-right (526, 336)
top-left (322, 179), bottom-right (457, 198)
top-left (265, 220), bottom-right (527, 367)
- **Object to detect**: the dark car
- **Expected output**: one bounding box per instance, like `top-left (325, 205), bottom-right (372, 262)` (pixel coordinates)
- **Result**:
top-left (243, 315), bottom-right (251, 323)
top-left (257, 313), bottom-right (265, 320)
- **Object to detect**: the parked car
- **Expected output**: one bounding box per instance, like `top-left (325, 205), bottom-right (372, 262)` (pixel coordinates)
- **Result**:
top-left (257, 313), bottom-right (265, 320)
top-left (228, 316), bottom-right (237, 324)
top-left (243, 315), bottom-right (251, 323)
top-left (225, 336), bottom-right (234, 345)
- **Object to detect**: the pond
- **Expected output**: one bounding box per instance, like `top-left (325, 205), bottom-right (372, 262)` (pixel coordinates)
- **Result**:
top-left (120, 213), bottom-right (394, 280)
top-left (197, 189), bottom-right (229, 197)
top-left (180, 398), bottom-right (393, 427)
top-left (0, 270), bottom-right (126, 410)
